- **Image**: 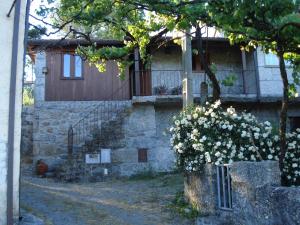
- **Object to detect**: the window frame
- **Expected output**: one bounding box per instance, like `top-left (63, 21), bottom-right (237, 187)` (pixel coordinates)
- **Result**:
top-left (61, 52), bottom-right (84, 80)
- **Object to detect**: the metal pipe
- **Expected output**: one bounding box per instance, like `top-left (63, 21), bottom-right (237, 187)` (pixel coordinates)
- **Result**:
top-left (7, 0), bottom-right (22, 224)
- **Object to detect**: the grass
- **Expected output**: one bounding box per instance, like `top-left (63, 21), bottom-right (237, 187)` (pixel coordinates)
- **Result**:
top-left (20, 203), bottom-right (54, 225)
top-left (168, 191), bottom-right (200, 219)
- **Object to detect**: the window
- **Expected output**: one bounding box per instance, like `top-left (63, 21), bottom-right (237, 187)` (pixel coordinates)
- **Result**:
top-left (62, 53), bottom-right (83, 79)
top-left (264, 52), bottom-right (291, 67)
top-left (192, 53), bottom-right (210, 72)
top-left (138, 148), bottom-right (148, 162)
top-left (265, 53), bottom-right (279, 66)
top-left (290, 117), bottom-right (300, 132)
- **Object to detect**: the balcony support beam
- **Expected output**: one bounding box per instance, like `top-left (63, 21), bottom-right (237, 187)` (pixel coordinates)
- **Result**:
top-left (134, 48), bottom-right (141, 96)
top-left (241, 50), bottom-right (247, 94)
top-left (182, 28), bottom-right (193, 108)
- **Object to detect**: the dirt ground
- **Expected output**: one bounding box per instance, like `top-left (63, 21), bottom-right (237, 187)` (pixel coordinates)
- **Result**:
top-left (20, 173), bottom-right (194, 225)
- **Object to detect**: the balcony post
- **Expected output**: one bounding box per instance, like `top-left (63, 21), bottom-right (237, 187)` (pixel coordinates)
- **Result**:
top-left (134, 48), bottom-right (141, 96)
top-left (182, 28), bottom-right (193, 108)
top-left (241, 49), bottom-right (247, 94)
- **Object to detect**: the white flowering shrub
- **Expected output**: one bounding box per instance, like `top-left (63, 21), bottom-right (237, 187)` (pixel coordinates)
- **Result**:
top-left (170, 101), bottom-right (279, 172)
top-left (282, 129), bottom-right (300, 186)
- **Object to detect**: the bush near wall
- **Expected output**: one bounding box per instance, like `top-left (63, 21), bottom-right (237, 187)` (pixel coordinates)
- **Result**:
top-left (170, 101), bottom-right (300, 186)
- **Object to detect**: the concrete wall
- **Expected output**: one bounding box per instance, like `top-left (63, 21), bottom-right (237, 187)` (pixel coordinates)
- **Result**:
top-left (0, 0), bottom-right (27, 224)
top-left (151, 45), bottom-right (257, 95)
top-left (256, 47), bottom-right (298, 97)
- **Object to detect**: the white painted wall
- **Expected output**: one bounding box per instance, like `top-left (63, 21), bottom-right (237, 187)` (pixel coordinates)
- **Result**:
top-left (0, 1), bottom-right (27, 224)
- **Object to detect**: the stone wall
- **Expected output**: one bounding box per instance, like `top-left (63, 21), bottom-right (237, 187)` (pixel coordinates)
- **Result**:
top-left (31, 100), bottom-right (300, 178)
top-left (32, 100), bottom-right (180, 177)
top-left (33, 101), bottom-right (124, 160)
top-left (185, 161), bottom-right (300, 225)
top-left (21, 106), bottom-right (34, 157)
top-left (115, 104), bottom-right (179, 176)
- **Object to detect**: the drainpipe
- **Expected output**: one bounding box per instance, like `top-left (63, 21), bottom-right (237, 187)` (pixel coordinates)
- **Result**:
top-left (7, 0), bottom-right (22, 224)
top-left (18, 0), bottom-right (31, 222)
top-left (253, 49), bottom-right (261, 101)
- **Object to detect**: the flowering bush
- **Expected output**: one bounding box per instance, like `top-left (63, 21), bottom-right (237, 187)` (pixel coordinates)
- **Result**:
top-left (282, 129), bottom-right (300, 186)
top-left (170, 100), bottom-right (300, 186)
top-left (170, 101), bottom-right (279, 172)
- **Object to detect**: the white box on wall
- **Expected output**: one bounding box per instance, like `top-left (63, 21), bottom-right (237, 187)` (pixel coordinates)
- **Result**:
top-left (101, 149), bottom-right (111, 163)
top-left (85, 153), bottom-right (100, 164)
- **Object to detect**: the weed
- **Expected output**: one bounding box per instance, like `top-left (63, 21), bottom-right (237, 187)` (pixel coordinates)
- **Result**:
top-left (168, 191), bottom-right (199, 219)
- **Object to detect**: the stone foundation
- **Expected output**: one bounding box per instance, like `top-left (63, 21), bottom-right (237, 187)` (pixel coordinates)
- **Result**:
top-left (185, 161), bottom-right (300, 225)
top-left (21, 106), bottom-right (34, 158)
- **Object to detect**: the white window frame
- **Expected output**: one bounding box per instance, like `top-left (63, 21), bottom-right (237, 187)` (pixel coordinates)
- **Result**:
top-left (62, 53), bottom-right (84, 79)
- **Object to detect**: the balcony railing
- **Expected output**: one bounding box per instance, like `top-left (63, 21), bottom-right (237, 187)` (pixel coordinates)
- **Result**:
top-left (136, 69), bottom-right (257, 96)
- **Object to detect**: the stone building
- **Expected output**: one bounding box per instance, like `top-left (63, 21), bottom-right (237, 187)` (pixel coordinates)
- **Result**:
top-left (23, 38), bottom-right (300, 179)
top-left (0, 0), bottom-right (28, 224)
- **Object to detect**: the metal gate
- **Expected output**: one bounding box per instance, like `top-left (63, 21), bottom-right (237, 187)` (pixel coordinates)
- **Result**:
top-left (216, 164), bottom-right (232, 210)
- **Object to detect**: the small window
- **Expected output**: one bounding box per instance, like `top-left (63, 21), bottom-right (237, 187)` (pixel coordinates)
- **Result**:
top-left (62, 53), bottom-right (83, 79)
top-left (265, 52), bottom-right (291, 67)
top-left (138, 148), bottom-right (148, 163)
top-left (63, 54), bottom-right (71, 77)
top-left (265, 53), bottom-right (279, 66)
top-left (290, 117), bottom-right (300, 132)
top-left (75, 55), bottom-right (82, 77)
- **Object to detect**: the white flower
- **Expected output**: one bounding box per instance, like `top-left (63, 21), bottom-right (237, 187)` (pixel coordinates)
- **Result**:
top-left (187, 115), bottom-right (192, 120)
top-left (205, 152), bottom-right (211, 163)
top-left (215, 151), bottom-right (221, 157)
top-left (216, 141), bottom-right (221, 147)
top-left (192, 129), bottom-right (198, 135)
top-left (267, 155), bottom-right (273, 160)
top-left (292, 163), bottom-right (298, 168)
top-left (193, 113), bottom-right (198, 119)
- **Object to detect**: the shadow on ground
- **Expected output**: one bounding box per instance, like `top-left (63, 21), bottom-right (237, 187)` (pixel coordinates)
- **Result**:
top-left (20, 173), bottom-right (194, 225)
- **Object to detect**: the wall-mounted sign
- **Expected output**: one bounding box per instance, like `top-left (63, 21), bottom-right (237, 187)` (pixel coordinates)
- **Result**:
top-left (85, 153), bottom-right (100, 164)
top-left (101, 149), bottom-right (111, 163)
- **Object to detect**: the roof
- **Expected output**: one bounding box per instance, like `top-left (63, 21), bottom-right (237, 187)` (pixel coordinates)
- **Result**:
top-left (28, 37), bottom-right (230, 49)
top-left (27, 39), bottom-right (125, 49)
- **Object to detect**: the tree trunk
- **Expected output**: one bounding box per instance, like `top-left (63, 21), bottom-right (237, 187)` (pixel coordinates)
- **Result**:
top-left (196, 25), bottom-right (221, 101)
top-left (278, 51), bottom-right (289, 171)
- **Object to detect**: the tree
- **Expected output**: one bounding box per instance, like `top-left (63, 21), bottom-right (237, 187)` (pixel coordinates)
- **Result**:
top-left (206, 0), bottom-right (300, 174)
top-left (31, 0), bottom-right (220, 99)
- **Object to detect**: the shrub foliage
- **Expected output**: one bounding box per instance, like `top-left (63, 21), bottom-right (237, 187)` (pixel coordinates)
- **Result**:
top-left (170, 101), bottom-right (299, 186)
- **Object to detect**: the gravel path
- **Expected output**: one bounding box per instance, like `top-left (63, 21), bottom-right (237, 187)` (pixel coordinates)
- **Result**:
top-left (20, 173), bottom-right (194, 225)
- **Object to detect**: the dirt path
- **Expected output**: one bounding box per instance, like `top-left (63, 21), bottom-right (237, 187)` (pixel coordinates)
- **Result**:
top-left (20, 173), bottom-right (194, 225)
